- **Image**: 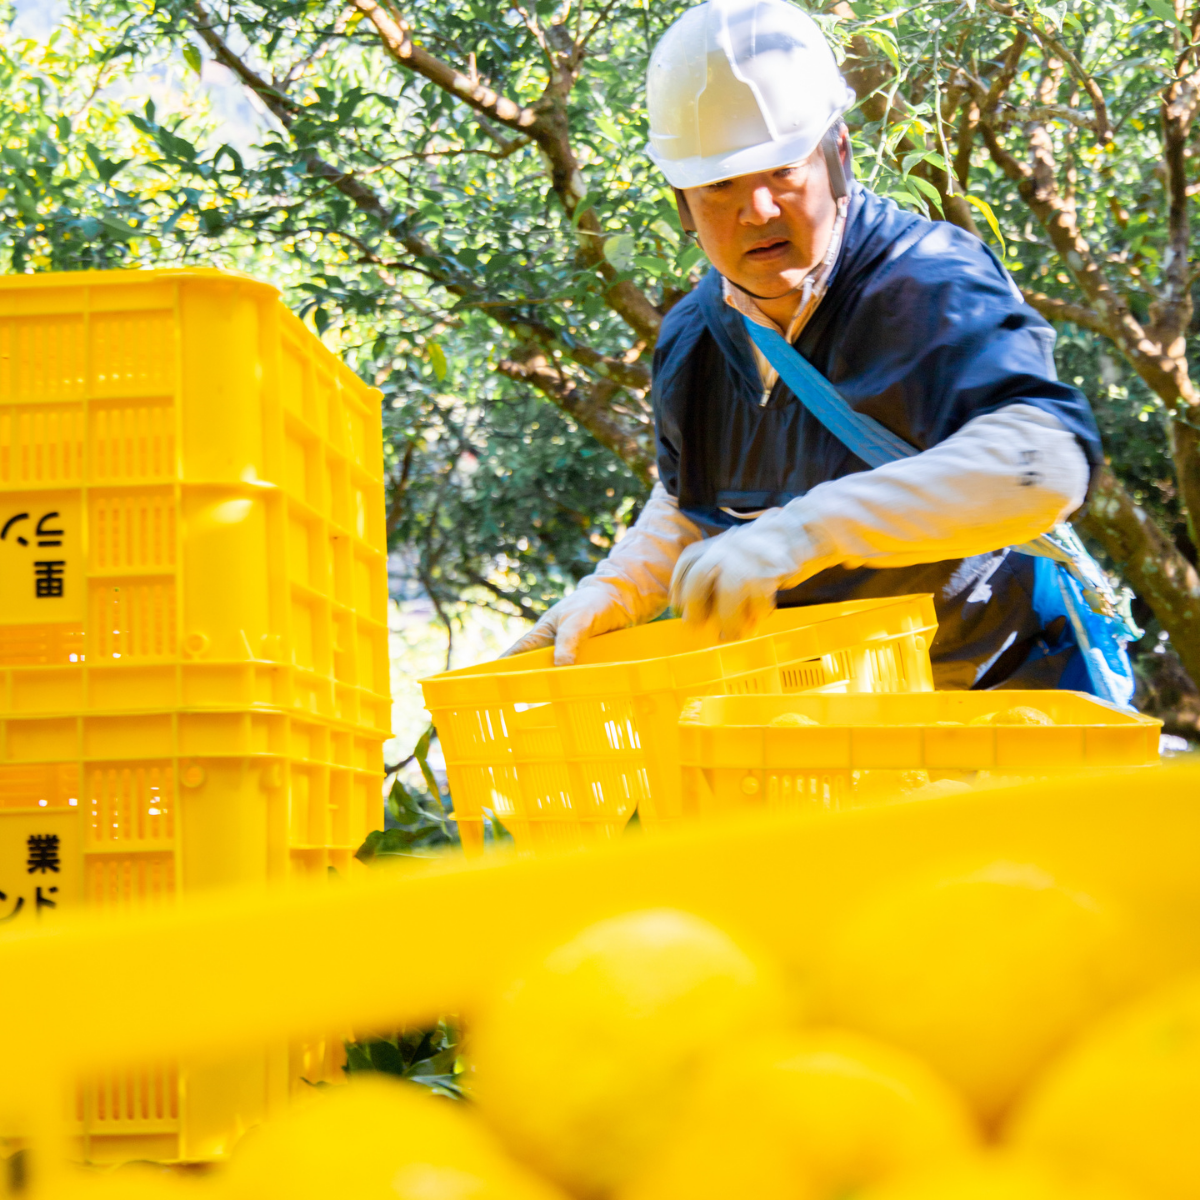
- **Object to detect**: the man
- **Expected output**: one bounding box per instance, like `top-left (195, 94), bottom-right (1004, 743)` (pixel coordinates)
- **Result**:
top-left (507, 0), bottom-right (1103, 693)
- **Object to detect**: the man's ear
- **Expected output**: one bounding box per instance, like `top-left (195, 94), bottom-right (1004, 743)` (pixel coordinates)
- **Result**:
top-left (673, 187), bottom-right (697, 233)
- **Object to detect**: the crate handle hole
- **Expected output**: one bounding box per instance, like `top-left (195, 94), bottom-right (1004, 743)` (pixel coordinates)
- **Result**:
top-left (181, 764), bottom-right (206, 789)
top-left (184, 632), bottom-right (210, 659)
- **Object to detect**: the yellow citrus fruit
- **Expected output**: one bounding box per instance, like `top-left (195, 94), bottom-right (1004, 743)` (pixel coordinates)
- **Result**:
top-left (769, 712), bottom-right (820, 728)
top-left (860, 1153), bottom-right (1148, 1200)
top-left (221, 1074), bottom-right (567, 1200)
top-left (470, 908), bottom-right (783, 1199)
top-left (816, 861), bottom-right (1138, 1123)
top-left (967, 706), bottom-right (1055, 727)
top-left (991, 706), bottom-right (1054, 726)
top-left (617, 1028), bottom-right (979, 1200)
top-left (1007, 971), bottom-right (1200, 1200)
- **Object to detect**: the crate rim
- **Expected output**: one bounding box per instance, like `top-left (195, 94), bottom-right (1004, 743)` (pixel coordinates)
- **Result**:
top-left (0, 265), bottom-right (280, 299)
top-left (678, 688), bottom-right (1162, 730)
top-left (420, 593), bottom-right (938, 692)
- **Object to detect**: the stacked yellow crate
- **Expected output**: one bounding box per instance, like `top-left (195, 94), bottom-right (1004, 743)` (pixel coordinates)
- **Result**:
top-left (0, 269), bottom-right (390, 1161)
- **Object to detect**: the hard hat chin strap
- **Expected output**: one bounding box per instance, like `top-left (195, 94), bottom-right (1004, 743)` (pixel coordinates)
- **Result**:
top-left (822, 127), bottom-right (850, 200)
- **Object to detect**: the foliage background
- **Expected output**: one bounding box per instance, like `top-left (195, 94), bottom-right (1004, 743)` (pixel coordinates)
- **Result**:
top-left (2, 0), bottom-right (1198, 730)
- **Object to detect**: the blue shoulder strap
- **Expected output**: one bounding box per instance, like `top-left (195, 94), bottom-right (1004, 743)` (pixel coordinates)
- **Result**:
top-left (742, 319), bottom-right (919, 468)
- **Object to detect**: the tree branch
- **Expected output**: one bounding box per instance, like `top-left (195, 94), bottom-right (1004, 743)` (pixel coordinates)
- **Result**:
top-left (976, 114), bottom-right (1193, 408)
top-left (1076, 465), bottom-right (1200, 688)
top-left (1021, 290), bottom-right (1112, 337)
top-left (352, 0), bottom-right (663, 346)
top-left (463, 569), bottom-right (539, 620)
top-left (350, 0), bottom-right (539, 130)
top-left (1000, 103), bottom-right (1098, 134)
top-left (496, 349), bottom-right (655, 483)
top-left (982, 0), bottom-right (1110, 141)
top-left (835, 4), bottom-right (979, 235)
top-left (185, 0), bottom-right (652, 452)
top-left (981, 31), bottom-right (1029, 117)
top-left (1157, 60), bottom-right (1200, 342)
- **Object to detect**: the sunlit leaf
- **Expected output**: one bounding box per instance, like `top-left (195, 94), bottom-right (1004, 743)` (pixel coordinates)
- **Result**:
top-left (962, 194), bottom-right (1009, 260)
top-left (427, 340), bottom-right (448, 381)
top-left (603, 233), bottom-right (636, 272)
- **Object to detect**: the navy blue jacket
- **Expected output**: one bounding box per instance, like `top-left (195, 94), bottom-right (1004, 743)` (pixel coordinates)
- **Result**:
top-left (652, 185), bottom-right (1104, 689)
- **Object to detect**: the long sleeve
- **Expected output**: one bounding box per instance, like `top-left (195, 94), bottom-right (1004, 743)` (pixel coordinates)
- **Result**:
top-left (582, 482), bottom-right (704, 622)
top-left (771, 404), bottom-right (1089, 583)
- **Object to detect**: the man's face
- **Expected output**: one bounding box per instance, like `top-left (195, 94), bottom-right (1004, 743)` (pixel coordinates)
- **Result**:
top-left (683, 147), bottom-right (837, 300)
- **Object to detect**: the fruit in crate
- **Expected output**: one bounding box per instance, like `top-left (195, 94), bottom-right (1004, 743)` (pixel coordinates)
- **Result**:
top-left (470, 909), bottom-right (783, 1198)
top-left (617, 1028), bottom-right (978, 1200)
top-left (969, 707), bottom-right (1054, 727)
top-left (1007, 971), bottom-right (1200, 1200)
top-left (816, 861), bottom-right (1139, 1122)
top-left (220, 1075), bottom-right (567, 1200)
top-left (768, 712), bottom-right (821, 728)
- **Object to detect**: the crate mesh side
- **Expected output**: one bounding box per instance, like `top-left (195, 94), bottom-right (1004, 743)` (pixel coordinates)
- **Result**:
top-left (86, 854), bottom-right (175, 909)
top-left (91, 313), bottom-right (174, 395)
top-left (0, 404), bottom-right (85, 484)
top-left (87, 763), bottom-right (174, 844)
top-left (90, 581), bottom-right (177, 660)
top-left (0, 317), bottom-right (86, 402)
top-left (91, 403), bottom-right (175, 482)
top-left (93, 492), bottom-right (176, 571)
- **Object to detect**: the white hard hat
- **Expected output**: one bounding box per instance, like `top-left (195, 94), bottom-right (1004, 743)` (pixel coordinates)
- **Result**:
top-left (645, 0), bottom-right (857, 190)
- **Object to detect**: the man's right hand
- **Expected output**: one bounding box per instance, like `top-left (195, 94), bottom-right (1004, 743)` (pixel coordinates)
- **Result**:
top-left (501, 584), bottom-right (634, 666)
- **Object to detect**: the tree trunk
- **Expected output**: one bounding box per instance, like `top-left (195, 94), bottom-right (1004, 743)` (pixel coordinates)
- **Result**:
top-left (1076, 466), bottom-right (1200, 687)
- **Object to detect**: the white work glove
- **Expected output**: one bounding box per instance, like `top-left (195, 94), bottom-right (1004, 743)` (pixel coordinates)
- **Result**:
top-left (670, 510), bottom-right (832, 641)
top-left (670, 404), bottom-right (1090, 642)
top-left (501, 580), bottom-right (638, 666)
top-left (503, 483), bottom-right (703, 665)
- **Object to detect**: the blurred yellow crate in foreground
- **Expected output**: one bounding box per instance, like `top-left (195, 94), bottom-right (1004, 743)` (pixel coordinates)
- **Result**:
top-left (0, 765), bottom-right (1197, 1193)
top-left (422, 595), bottom-right (936, 851)
top-left (0, 269), bottom-right (390, 1163)
top-left (677, 691), bottom-right (1162, 821)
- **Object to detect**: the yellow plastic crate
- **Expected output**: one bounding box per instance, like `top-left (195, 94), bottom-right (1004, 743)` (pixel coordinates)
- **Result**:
top-left (0, 765), bottom-right (1197, 1193)
top-left (0, 268), bottom-right (390, 734)
top-left (678, 691), bottom-right (1162, 820)
top-left (0, 269), bottom-right (389, 1163)
top-left (421, 595), bottom-right (936, 851)
top-left (0, 706), bottom-right (375, 1162)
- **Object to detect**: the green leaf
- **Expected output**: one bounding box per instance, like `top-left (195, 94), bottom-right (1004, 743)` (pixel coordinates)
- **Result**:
top-left (679, 243), bottom-right (707, 274)
top-left (1145, 0), bottom-right (1178, 22)
top-left (427, 340), bottom-right (447, 381)
top-left (633, 255), bottom-right (667, 276)
top-left (905, 174), bottom-right (944, 212)
top-left (650, 219), bottom-right (679, 247)
top-left (182, 43), bottom-right (203, 76)
top-left (594, 113), bottom-right (621, 143)
top-left (865, 28), bottom-right (901, 70)
top-left (603, 233), bottom-right (636, 272)
top-left (413, 724), bottom-right (445, 810)
top-left (962, 194), bottom-right (1008, 260)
